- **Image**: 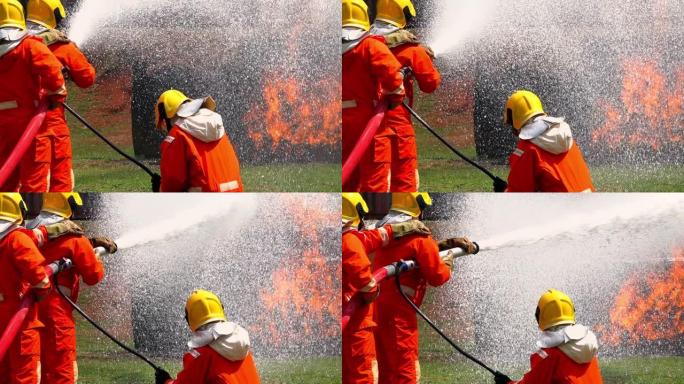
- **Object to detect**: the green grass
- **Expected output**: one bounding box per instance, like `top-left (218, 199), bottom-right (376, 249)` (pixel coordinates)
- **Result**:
top-left (74, 316), bottom-right (341, 384)
top-left (64, 78), bottom-right (340, 192)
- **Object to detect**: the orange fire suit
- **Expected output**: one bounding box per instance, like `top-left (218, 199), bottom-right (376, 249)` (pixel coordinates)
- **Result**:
top-left (167, 349), bottom-right (260, 384)
top-left (160, 125), bottom-right (243, 192)
top-left (20, 32), bottom-right (96, 192)
top-left (373, 232), bottom-right (450, 384)
top-left (36, 234), bottom-right (104, 384)
top-left (0, 228), bottom-right (51, 384)
top-left (342, 35), bottom-right (403, 192)
top-left (507, 140), bottom-right (595, 192)
top-left (342, 226), bottom-right (393, 384)
top-left (369, 40), bottom-right (440, 192)
top-left (0, 36), bottom-right (66, 191)
top-left (513, 348), bottom-right (603, 384)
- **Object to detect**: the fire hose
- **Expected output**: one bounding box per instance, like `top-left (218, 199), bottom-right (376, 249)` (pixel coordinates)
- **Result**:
top-left (53, 247), bottom-right (164, 372)
top-left (394, 260), bottom-right (507, 377)
top-left (402, 100), bottom-right (508, 192)
top-left (0, 100), bottom-right (48, 187)
top-left (341, 103), bottom-right (388, 186)
top-left (62, 103), bottom-right (159, 178)
top-left (341, 242), bottom-right (479, 333)
top-left (0, 257), bottom-right (72, 361)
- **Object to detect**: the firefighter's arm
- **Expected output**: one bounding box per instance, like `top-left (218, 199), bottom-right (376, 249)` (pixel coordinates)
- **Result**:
top-left (355, 227), bottom-right (392, 253)
top-left (53, 42), bottom-right (96, 88)
top-left (415, 237), bottom-right (451, 287)
top-left (159, 134), bottom-right (190, 192)
top-left (28, 39), bottom-right (66, 102)
top-left (342, 235), bottom-right (378, 302)
top-left (411, 46), bottom-right (441, 94)
top-left (171, 349), bottom-right (212, 384)
top-left (72, 237), bottom-right (105, 286)
top-left (366, 39), bottom-right (404, 97)
top-left (515, 349), bottom-right (557, 384)
top-left (506, 145), bottom-right (538, 192)
top-left (12, 233), bottom-right (51, 293)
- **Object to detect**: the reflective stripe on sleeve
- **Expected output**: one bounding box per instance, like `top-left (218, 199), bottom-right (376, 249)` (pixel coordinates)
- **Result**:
top-left (360, 278), bottom-right (377, 293)
top-left (342, 100), bottom-right (357, 109)
top-left (33, 275), bottom-right (50, 289)
top-left (220, 181), bottom-right (240, 192)
top-left (0, 101), bottom-right (18, 111)
top-left (377, 227), bottom-right (390, 247)
top-left (513, 148), bottom-right (525, 157)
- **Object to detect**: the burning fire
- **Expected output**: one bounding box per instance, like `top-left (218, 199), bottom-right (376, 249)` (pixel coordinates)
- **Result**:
top-left (244, 72), bottom-right (340, 150)
top-left (254, 196), bottom-right (340, 347)
top-left (592, 58), bottom-right (683, 150)
top-left (598, 248), bottom-right (684, 346)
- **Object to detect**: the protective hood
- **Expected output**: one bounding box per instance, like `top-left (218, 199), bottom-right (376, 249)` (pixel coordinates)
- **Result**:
top-left (173, 108), bottom-right (225, 143)
top-left (342, 27), bottom-right (368, 54)
top-left (0, 27), bottom-right (27, 58)
top-left (188, 321), bottom-right (251, 362)
top-left (521, 116), bottom-right (574, 155)
top-left (374, 210), bottom-right (414, 228)
top-left (537, 324), bottom-right (599, 364)
top-left (0, 221), bottom-right (18, 240)
top-left (369, 20), bottom-right (400, 36)
top-left (26, 21), bottom-right (48, 35)
top-left (25, 212), bottom-right (64, 229)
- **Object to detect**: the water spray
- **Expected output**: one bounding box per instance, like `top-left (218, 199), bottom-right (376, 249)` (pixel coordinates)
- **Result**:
top-left (0, 258), bottom-right (72, 361)
top-left (402, 100), bottom-right (508, 192)
top-left (53, 258), bottom-right (165, 373)
top-left (394, 260), bottom-right (506, 377)
top-left (62, 103), bottom-right (159, 179)
top-left (341, 242), bottom-right (480, 332)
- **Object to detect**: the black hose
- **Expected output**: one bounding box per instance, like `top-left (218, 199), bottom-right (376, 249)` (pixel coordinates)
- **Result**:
top-left (53, 269), bottom-right (163, 371)
top-left (402, 101), bottom-right (508, 188)
top-left (393, 262), bottom-right (503, 376)
top-left (62, 103), bottom-right (157, 177)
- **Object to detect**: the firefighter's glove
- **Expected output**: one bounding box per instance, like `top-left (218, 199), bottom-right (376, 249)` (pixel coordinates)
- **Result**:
top-left (45, 220), bottom-right (84, 240)
top-left (390, 220), bottom-right (431, 239)
top-left (151, 173), bottom-right (162, 192)
top-left (494, 371), bottom-right (513, 384)
top-left (493, 177), bottom-right (508, 193)
top-left (90, 236), bottom-right (118, 254)
top-left (441, 250), bottom-right (455, 270)
top-left (155, 368), bottom-right (172, 384)
top-left (438, 237), bottom-right (476, 254)
top-left (384, 29), bottom-right (419, 48)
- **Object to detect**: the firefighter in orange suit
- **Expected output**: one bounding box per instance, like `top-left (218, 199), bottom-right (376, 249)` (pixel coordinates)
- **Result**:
top-left (342, 0), bottom-right (405, 192)
top-left (0, 193), bottom-right (51, 384)
top-left (24, 193), bottom-right (116, 384)
top-left (155, 290), bottom-right (261, 384)
top-left (342, 193), bottom-right (432, 384)
top-left (155, 90), bottom-right (243, 193)
top-left (503, 91), bottom-right (595, 192)
top-left (494, 290), bottom-right (604, 384)
top-left (369, 0), bottom-right (440, 192)
top-left (373, 193), bottom-right (476, 384)
top-left (20, 0), bottom-right (96, 192)
top-left (0, 0), bottom-right (66, 191)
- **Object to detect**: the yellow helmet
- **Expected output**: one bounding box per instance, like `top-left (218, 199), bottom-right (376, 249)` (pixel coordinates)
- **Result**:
top-left (154, 89), bottom-right (216, 130)
top-left (0, 193), bottom-right (27, 224)
top-left (185, 289), bottom-right (226, 332)
top-left (503, 90), bottom-right (546, 130)
top-left (0, 0), bottom-right (26, 30)
top-left (390, 192), bottom-right (432, 217)
top-left (342, 0), bottom-right (370, 31)
top-left (42, 193), bottom-right (82, 219)
top-left (535, 289), bottom-right (576, 331)
top-left (342, 193), bottom-right (369, 228)
top-left (26, 0), bottom-right (66, 29)
top-left (375, 0), bottom-right (416, 28)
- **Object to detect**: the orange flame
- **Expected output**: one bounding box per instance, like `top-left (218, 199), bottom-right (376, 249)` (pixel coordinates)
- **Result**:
top-left (244, 73), bottom-right (340, 150)
top-left (598, 248), bottom-right (684, 346)
top-left (592, 58), bottom-right (683, 150)
top-left (254, 196), bottom-right (340, 346)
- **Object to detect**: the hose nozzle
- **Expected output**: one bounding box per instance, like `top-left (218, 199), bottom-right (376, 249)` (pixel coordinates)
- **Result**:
top-left (94, 247), bottom-right (109, 258)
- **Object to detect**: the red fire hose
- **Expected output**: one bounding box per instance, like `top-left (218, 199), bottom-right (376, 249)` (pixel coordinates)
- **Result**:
top-left (0, 100), bottom-right (48, 188)
top-left (341, 103), bottom-right (387, 187)
top-left (0, 259), bottom-right (72, 361)
top-left (341, 260), bottom-right (417, 333)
